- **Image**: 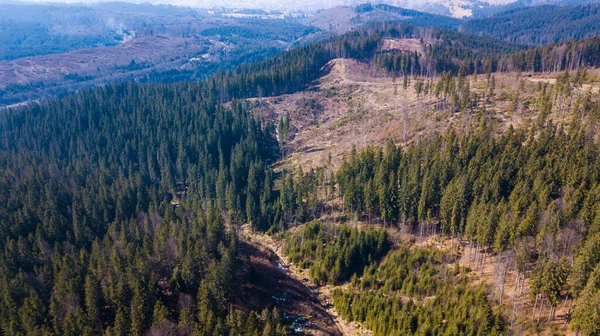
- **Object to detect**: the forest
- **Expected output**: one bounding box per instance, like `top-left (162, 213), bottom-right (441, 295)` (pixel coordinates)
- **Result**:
top-left (333, 245), bottom-right (503, 335)
top-left (331, 122), bottom-right (600, 331)
top-left (2, 13), bottom-right (600, 336)
top-left (203, 21), bottom-right (600, 96)
top-left (461, 4), bottom-right (600, 45)
top-left (0, 82), bottom-right (291, 334)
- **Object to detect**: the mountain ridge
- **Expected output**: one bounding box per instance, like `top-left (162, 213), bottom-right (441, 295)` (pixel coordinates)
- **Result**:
top-left (10, 0), bottom-right (600, 17)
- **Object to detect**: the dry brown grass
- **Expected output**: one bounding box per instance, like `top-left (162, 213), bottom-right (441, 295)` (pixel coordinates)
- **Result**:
top-left (252, 59), bottom-right (600, 173)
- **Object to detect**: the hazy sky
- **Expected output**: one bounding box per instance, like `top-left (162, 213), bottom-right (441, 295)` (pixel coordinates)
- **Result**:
top-left (151, 0), bottom-right (360, 10)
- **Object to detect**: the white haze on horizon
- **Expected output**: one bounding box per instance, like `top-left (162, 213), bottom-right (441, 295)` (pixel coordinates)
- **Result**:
top-left (3, 0), bottom-right (366, 10)
top-left (5, 0), bottom-right (519, 18)
top-left (3, 0), bottom-right (483, 12)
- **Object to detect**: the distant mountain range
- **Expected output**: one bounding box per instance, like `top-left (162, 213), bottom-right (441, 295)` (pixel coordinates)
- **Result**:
top-left (306, 1), bottom-right (600, 42)
top-left (14, 0), bottom-right (600, 17)
top-left (5, 0), bottom-right (600, 106)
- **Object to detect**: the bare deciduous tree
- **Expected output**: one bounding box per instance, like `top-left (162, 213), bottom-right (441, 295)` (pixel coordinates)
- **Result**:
top-left (493, 250), bottom-right (515, 305)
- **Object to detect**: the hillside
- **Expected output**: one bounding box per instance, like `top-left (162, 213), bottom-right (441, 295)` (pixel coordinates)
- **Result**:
top-left (303, 2), bottom-right (600, 45)
top-left (242, 27), bottom-right (600, 336)
top-left (249, 58), bottom-right (600, 335)
top-left (136, 0), bottom-right (600, 18)
top-left (252, 54), bottom-right (600, 166)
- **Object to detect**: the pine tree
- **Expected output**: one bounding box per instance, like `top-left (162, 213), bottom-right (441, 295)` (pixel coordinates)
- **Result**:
top-left (151, 301), bottom-right (169, 328)
top-left (84, 274), bottom-right (100, 330)
top-left (112, 306), bottom-right (129, 336)
top-left (19, 290), bottom-right (46, 334)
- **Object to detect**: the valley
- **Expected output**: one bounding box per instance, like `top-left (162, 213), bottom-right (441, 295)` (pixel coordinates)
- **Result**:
top-left (0, 2), bottom-right (316, 107)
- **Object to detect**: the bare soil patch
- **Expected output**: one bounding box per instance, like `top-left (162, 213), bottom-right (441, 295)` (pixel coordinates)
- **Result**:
top-left (239, 236), bottom-right (343, 335)
top-left (380, 38), bottom-right (423, 53)
top-left (243, 225), bottom-right (372, 336)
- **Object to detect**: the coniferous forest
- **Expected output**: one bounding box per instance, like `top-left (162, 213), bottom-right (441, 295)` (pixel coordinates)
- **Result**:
top-left (333, 245), bottom-right (503, 335)
top-left (0, 82), bottom-right (292, 335)
top-left (331, 122), bottom-right (600, 335)
top-left (3, 10), bottom-right (600, 336)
